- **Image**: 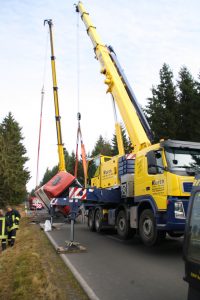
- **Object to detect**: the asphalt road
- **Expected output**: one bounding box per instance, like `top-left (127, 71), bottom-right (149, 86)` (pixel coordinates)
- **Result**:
top-left (47, 222), bottom-right (188, 300)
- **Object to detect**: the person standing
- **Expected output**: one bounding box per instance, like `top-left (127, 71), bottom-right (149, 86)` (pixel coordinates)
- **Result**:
top-left (5, 205), bottom-right (21, 247)
top-left (0, 209), bottom-right (8, 251)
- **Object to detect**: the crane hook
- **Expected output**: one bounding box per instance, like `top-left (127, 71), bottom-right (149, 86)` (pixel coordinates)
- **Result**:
top-left (44, 19), bottom-right (53, 27)
top-left (77, 112), bottom-right (81, 121)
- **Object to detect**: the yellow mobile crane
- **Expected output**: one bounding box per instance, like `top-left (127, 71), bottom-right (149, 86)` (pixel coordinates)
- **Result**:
top-left (35, 20), bottom-right (78, 214)
top-left (75, 2), bottom-right (200, 246)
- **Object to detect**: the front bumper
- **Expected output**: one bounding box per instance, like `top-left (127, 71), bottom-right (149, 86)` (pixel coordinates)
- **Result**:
top-left (156, 197), bottom-right (189, 231)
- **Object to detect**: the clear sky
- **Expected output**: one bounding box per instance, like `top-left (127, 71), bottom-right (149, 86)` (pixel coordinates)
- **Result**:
top-left (1, 0), bottom-right (200, 191)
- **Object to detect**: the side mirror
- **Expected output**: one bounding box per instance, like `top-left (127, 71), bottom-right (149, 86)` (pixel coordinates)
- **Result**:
top-left (146, 151), bottom-right (157, 166)
top-left (146, 151), bottom-right (159, 174)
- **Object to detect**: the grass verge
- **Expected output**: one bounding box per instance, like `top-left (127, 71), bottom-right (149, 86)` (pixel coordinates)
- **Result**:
top-left (0, 215), bottom-right (89, 300)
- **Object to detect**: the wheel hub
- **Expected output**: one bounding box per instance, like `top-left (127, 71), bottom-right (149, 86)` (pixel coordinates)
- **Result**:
top-left (119, 218), bottom-right (125, 231)
top-left (143, 218), bottom-right (153, 236)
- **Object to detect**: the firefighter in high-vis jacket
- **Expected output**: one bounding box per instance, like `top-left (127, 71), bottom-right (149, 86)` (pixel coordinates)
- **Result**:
top-left (0, 209), bottom-right (8, 251)
top-left (5, 205), bottom-right (21, 247)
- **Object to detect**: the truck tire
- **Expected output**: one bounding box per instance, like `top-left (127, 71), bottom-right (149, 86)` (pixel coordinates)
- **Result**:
top-left (88, 209), bottom-right (95, 232)
top-left (139, 209), bottom-right (165, 246)
top-left (116, 210), bottom-right (134, 239)
top-left (94, 208), bottom-right (103, 233)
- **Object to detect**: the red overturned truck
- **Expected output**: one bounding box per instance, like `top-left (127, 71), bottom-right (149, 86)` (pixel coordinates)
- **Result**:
top-left (35, 171), bottom-right (82, 216)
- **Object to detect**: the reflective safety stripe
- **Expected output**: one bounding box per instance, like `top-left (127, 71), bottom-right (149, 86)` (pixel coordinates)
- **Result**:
top-left (0, 217), bottom-right (7, 239)
top-left (7, 213), bottom-right (20, 231)
top-left (11, 236), bottom-right (16, 239)
top-left (7, 224), bottom-right (18, 232)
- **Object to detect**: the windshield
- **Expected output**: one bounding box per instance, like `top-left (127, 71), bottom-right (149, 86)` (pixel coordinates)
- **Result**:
top-left (165, 147), bottom-right (200, 175)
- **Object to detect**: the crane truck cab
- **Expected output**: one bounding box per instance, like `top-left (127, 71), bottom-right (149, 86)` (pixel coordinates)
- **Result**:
top-left (84, 139), bottom-right (200, 245)
top-left (183, 174), bottom-right (200, 300)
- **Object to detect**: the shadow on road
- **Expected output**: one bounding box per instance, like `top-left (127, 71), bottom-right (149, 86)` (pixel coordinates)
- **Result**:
top-left (81, 225), bottom-right (184, 257)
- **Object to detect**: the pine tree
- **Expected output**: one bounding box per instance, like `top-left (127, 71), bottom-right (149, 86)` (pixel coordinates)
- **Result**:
top-left (111, 124), bottom-right (132, 155)
top-left (67, 151), bottom-right (76, 175)
top-left (64, 148), bottom-right (70, 171)
top-left (40, 165), bottom-right (58, 186)
top-left (91, 135), bottom-right (113, 157)
top-left (0, 134), bottom-right (7, 206)
top-left (177, 66), bottom-right (200, 141)
top-left (0, 112), bottom-right (30, 205)
top-left (145, 63), bottom-right (178, 142)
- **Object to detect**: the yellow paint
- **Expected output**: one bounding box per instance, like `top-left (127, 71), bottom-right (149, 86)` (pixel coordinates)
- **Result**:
top-left (77, 2), bottom-right (151, 154)
top-left (91, 155), bottom-right (120, 188)
top-left (46, 20), bottom-right (66, 171)
top-left (115, 123), bottom-right (125, 156)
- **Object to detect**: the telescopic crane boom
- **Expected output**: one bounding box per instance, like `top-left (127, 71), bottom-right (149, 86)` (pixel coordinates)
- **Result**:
top-left (35, 20), bottom-right (80, 217)
top-left (76, 2), bottom-right (153, 153)
top-left (44, 19), bottom-right (66, 171)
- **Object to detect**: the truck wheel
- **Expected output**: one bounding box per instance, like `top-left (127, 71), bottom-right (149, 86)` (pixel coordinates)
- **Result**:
top-left (139, 209), bottom-right (165, 246)
top-left (88, 209), bottom-right (95, 231)
top-left (116, 210), bottom-right (133, 239)
top-left (95, 208), bottom-right (102, 233)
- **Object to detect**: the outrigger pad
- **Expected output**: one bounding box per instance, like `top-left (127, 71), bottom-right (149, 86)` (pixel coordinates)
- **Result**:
top-left (56, 241), bottom-right (87, 254)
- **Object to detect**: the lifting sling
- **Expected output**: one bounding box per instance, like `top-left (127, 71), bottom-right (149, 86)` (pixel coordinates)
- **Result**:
top-left (74, 112), bottom-right (87, 187)
top-left (74, 13), bottom-right (87, 187)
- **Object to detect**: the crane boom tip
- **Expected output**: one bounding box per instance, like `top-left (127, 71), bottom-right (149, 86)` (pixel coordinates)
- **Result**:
top-left (44, 19), bottom-right (53, 26)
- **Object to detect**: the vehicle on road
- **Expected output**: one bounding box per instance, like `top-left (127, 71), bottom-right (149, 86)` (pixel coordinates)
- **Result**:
top-left (183, 174), bottom-right (200, 299)
top-left (29, 196), bottom-right (44, 210)
top-left (73, 2), bottom-right (200, 246)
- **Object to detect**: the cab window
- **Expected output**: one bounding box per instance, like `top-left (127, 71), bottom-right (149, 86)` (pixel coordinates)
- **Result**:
top-left (187, 191), bottom-right (200, 262)
top-left (87, 156), bottom-right (100, 179)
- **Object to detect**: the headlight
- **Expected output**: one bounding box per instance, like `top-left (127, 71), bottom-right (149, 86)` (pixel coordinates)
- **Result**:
top-left (174, 201), bottom-right (185, 219)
